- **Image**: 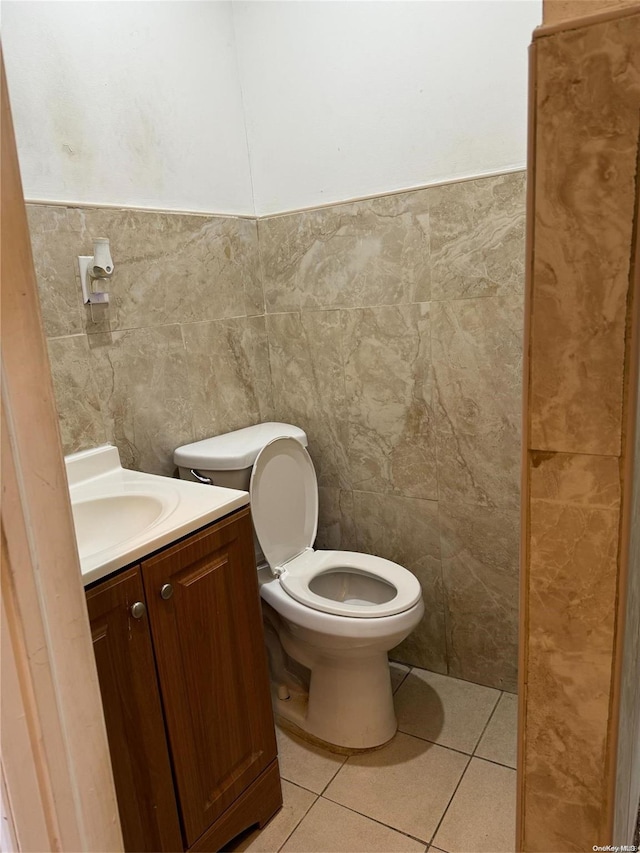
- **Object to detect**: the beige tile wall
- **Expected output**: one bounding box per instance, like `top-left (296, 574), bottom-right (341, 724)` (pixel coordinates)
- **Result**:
top-left (28, 204), bottom-right (272, 476)
top-left (259, 171), bottom-right (526, 689)
top-left (29, 170), bottom-right (526, 689)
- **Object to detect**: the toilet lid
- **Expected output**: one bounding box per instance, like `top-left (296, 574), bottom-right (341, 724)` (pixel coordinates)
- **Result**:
top-left (250, 437), bottom-right (318, 573)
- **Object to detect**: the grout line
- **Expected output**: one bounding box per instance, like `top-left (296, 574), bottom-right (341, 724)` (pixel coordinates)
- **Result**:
top-left (399, 661), bottom-right (510, 695)
top-left (392, 664), bottom-right (412, 694)
top-left (528, 447), bottom-right (623, 461)
top-left (435, 504), bottom-right (451, 676)
top-left (48, 285), bottom-right (523, 344)
top-left (318, 793), bottom-right (433, 847)
top-left (278, 777), bottom-right (321, 797)
top-left (274, 783), bottom-right (319, 853)
top-left (471, 690), bottom-right (503, 754)
top-left (427, 752), bottom-right (473, 848)
top-left (470, 753), bottom-right (517, 772)
top-left (280, 712), bottom-right (515, 772)
top-left (262, 288), bottom-right (522, 320)
top-left (317, 755), bottom-right (349, 797)
top-left (529, 495), bottom-right (621, 510)
top-left (393, 725), bottom-right (517, 769)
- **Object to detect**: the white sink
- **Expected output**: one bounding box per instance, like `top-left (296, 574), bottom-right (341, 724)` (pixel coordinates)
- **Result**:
top-left (72, 493), bottom-right (167, 559)
top-left (66, 445), bottom-right (250, 585)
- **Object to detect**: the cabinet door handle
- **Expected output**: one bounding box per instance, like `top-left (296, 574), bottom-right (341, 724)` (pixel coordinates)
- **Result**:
top-left (160, 583), bottom-right (174, 601)
top-left (130, 601), bottom-right (146, 619)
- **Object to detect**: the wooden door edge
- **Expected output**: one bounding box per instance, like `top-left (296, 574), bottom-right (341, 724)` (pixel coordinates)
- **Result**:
top-left (1, 51), bottom-right (123, 853)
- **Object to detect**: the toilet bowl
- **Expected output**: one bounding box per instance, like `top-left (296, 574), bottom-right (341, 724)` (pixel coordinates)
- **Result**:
top-left (174, 423), bottom-right (424, 750)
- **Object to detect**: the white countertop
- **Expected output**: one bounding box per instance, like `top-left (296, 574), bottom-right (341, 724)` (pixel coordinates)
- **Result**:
top-left (67, 445), bottom-right (249, 586)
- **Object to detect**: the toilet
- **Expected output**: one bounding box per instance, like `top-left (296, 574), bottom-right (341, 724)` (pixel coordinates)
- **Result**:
top-left (174, 423), bottom-right (424, 750)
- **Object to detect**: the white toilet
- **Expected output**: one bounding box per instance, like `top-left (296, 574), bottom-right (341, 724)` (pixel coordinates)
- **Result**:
top-left (175, 423), bottom-right (424, 750)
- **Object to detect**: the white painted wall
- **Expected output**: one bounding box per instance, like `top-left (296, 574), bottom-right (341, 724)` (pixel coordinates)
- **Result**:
top-left (1, 1), bottom-right (254, 214)
top-left (2, 0), bottom-right (541, 216)
top-left (234, 0), bottom-right (541, 214)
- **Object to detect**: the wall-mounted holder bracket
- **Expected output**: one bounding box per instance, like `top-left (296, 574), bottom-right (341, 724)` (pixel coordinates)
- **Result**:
top-left (79, 255), bottom-right (110, 305)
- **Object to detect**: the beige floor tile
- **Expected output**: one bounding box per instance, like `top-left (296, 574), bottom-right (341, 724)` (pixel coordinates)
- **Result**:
top-left (276, 725), bottom-right (347, 794)
top-left (281, 797), bottom-right (425, 853)
top-left (390, 660), bottom-right (411, 693)
top-left (395, 668), bottom-right (499, 753)
top-left (433, 758), bottom-right (516, 853)
top-left (324, 731), bottom-right (468, 843)
top-left (225, 780), bottom-right (316, 852)
top-left (475, 692), bottom-right (517, 768)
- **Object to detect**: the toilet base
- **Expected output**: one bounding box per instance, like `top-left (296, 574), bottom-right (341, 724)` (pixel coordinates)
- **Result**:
top-left (271, 644), bottom-right (398, 750)
top-left (259, 576), bottom-right (423, 751)
top-left (274, 708), bottom-right (395, 755)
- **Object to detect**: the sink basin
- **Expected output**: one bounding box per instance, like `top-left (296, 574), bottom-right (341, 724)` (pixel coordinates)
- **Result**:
top-left (72, 494), bottom-right (165, 559)
top-left (66, 445), bottom-right (249, 585)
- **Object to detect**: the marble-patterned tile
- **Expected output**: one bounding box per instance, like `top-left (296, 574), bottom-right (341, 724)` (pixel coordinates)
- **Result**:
top-left (259, 190), bottom-right (430, 314)
top-left (282, 797), bottom-right (425, 853)
top-left (315, 487), bottom-right (357, 551)
top-left (529, 450), bottom-right (620, 509)
top-left (27, 205), bottom-right (86, 338)
top-left (439, 502), bottom-right (520, 692)
top-left (343, 304), bottom-right (438, 500)
top-left (353, 491), bottom-right (446, 673)
top-left (38, 207), bottom-right (260, 334)
top-left (524, 451), bottom-right (627, 847)
top-left (182, 316), bottom-right (273, 442)
top-left (429, 171), bottom-right (526, 302)
top-left (324, 732), bottom-right (468, 843)
top-left (267, 310), bottom-right (349, 489)
top-left (432, 758), bottom-right (516, 852)
top-left (529, 18), bottom-right (639, 457)
top-left (89, 325), bottom-right (193, 476)
top-left (104, 208), bottom-right (260, 330)
top-left (47, 335), bottom-right (108, 454)
top-left (525, 492), bottom-right (620, 849)
top-left (431, 296), bottom-right (522, 509)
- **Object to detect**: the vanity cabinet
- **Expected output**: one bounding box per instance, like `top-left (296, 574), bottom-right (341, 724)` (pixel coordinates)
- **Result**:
top-left (86, 566), bottom-right (183, 852)
top-left (86, 507), bottom-right (281, 853)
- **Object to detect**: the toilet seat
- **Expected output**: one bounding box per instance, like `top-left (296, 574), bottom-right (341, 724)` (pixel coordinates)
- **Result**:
top-left (250, 437), bottom-right (422, 619)
top-left (277, 549), bottom-right (422, 618)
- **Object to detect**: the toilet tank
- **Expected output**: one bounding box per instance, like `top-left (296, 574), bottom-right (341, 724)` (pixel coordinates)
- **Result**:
top-left (174, 422), bottom-right (308, 491)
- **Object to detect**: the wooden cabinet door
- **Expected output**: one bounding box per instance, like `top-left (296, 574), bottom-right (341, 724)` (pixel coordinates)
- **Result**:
top-left (86, 566), bottom-right (183, 853)
top-left (142, 509), bottom-right (277, 848)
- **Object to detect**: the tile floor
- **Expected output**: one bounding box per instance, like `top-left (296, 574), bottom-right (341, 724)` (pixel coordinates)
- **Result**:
top-left (226, 663), bottom-right (518, 853)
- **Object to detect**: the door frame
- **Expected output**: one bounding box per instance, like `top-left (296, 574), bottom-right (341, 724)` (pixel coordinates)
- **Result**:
top-left (0, 53), bottom-right (122, 853)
